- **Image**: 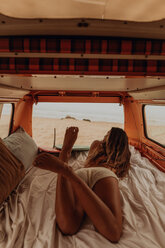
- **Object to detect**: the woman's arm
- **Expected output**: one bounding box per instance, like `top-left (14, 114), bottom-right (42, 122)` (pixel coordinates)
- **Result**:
top-left (34, 154), bottom-right (122, 242)
top-left (87, 140), bottom-right (101, 157)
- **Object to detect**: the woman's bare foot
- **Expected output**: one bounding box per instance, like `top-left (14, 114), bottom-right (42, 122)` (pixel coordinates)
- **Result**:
top-left (34, 152), bottom-right (67, 174)
top-left (60, 127), bottom-right (79, 162)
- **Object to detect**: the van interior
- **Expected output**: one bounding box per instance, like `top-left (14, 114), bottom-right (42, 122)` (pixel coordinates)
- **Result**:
top-left (0, 3), bottom-right (165, 247)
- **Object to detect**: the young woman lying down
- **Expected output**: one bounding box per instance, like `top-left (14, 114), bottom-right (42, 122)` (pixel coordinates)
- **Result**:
top-left (34, 126), bottom-right (131, 243)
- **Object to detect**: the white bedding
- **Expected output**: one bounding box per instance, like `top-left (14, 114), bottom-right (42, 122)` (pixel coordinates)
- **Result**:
top-left (0, 146), bottom-right (165, 248)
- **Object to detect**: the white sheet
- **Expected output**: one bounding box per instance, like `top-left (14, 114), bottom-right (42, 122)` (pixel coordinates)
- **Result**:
top-left (0, 146), bottom-right (165, 248)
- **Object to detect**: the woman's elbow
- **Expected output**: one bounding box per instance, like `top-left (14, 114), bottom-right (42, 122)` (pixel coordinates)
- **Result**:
top-left (110, 231), bottom-right (121, 243)
top-left (56, 218), bottom-right (80, 235)
top-left (106, 223), bottom-right (122, 243)
top-left (60, 226), bottom-right (79, 236)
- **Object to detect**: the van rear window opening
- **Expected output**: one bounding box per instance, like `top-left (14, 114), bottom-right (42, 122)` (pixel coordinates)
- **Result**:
top-left (32, 103), bottom-right (124, 148)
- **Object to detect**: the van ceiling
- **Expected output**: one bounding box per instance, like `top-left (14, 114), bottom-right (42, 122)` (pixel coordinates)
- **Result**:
top-left (0, 0), bottom-right (165, 22)
top-left (0, 9), bottom-right (165, 101)
top-left (0, 14), bottom-right (165, 39)
top-left (1, 74), bottom-right (165, 101)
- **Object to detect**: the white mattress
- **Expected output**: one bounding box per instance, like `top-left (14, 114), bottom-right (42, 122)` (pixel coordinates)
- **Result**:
top-left (0, 146), bottom-right (165, 248)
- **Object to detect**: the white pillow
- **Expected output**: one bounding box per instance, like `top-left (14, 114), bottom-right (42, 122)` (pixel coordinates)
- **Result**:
top-left (3, 127), bottom-right (38, 171)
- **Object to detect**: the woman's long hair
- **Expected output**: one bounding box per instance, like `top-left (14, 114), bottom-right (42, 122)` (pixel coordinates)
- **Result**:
top-left (85, 127), bottom-right (131, 179)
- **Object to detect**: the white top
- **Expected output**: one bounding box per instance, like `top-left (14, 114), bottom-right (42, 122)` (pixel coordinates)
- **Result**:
top-left (76, 166), bottom-right (118, 189)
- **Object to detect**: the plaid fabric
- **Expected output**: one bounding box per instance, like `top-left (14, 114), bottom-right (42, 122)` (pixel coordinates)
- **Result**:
top-left (0, 57), bottom-right (165, 75)
top-left (0, 36), bottom-right (164, 55)
top-left (0, 36), bottom-right (165, 75)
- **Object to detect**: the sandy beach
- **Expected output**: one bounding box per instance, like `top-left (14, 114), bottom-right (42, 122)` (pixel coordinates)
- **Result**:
top-left (32, 117), bottom-right (123, 148)
top-left (0, 115), bottom-right (164, 148)
top-left (0, 115), bottom-right (123, 147)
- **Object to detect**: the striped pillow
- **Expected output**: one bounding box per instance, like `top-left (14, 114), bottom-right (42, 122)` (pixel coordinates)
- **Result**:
top-left (0, 138), bottom-right (25, 205)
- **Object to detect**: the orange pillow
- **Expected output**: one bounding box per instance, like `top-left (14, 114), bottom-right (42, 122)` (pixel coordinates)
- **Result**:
top-left (0, 138), bottom-right (25, 205)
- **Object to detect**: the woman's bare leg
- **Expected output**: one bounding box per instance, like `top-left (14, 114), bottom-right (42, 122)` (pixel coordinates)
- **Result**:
top-left (34, 152), bottom-right (122, 242)
top-left (55, 127), bottom-right (84, 234)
